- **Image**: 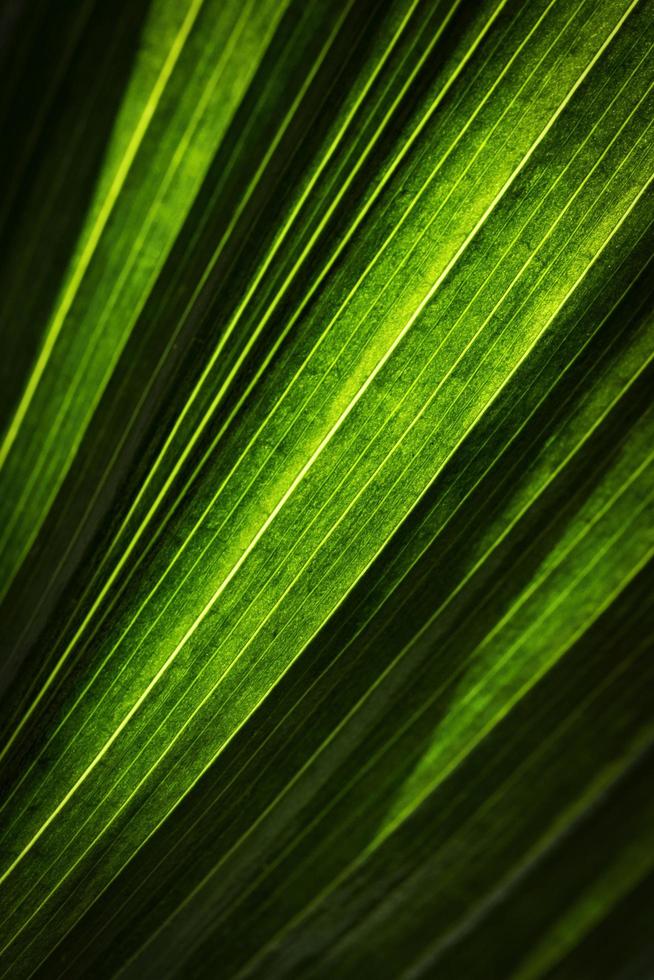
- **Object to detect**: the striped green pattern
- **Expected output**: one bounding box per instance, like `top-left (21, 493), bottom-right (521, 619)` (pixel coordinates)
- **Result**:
top-left (0, 0), bottom-right (652, 976)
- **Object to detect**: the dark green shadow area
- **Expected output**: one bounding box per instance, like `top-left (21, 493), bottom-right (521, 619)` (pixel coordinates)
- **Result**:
top-left (0, 0), bottom-right (152, 431)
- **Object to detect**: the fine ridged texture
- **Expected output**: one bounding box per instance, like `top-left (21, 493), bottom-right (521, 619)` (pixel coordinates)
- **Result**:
top-left (0, 0), bottom-right (652, 976)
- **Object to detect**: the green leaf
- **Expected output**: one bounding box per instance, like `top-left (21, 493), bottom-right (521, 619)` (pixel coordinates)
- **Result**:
top-left (0, 0), bottom-right (652, 976)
